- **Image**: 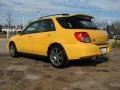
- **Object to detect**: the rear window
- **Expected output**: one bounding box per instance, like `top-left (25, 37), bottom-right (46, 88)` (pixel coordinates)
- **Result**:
top-left (56, 16), bottom-right (98, 29)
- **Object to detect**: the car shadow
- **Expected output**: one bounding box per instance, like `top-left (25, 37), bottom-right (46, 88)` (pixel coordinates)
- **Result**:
top-left (19, 54), bottom-right (109, 67)
top-left (19, 53), bottom-right (50, 63)
top-left (69, 56), bottom-right (109, 67)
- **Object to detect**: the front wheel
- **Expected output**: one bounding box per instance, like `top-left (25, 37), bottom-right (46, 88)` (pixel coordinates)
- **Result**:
top-left (9, 43), bottom-right (18, 57)
top-left (48, 46), bottom-right (69, 68)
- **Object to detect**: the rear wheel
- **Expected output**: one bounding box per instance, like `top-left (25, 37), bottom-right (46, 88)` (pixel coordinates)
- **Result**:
top-left (9, 43), bottom-right (18, 57)
top-left (48, 45), bottom-right (69, 68)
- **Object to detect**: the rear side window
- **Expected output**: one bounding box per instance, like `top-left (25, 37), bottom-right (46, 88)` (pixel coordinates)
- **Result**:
top-left (37, 19), bottom-right (55, 32)
top-left (57, 17), bottom-right (98, 29)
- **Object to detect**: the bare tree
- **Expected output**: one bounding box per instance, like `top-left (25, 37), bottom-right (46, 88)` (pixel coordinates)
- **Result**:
top-left (4, 9), bottom-right (14, 29)
top-left (93, 18), bottom-right (108, 30)
top-left (111, 21), bottom-right (120, 35)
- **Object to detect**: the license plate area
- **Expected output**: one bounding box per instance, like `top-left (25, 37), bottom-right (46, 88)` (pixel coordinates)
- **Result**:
top-left (101, 48), bottom-right (107, 54)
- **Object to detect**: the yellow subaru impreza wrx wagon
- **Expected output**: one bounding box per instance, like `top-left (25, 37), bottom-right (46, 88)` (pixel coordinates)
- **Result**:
top-left (8, 14), bottom-right (112, 67)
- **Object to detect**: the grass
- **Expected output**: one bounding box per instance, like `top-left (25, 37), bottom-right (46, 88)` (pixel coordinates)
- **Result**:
top-left (112, 39), bottom-right (120, 48)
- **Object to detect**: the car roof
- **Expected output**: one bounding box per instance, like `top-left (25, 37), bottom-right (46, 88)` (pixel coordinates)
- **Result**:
top-left (33, 14), bottom-right (94, 22)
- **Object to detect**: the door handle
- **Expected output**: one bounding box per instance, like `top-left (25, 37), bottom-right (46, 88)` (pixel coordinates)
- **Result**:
top-left (47, 34), bottom-right (51, 36)
top-left (28, 35), bottom-right (31, 37)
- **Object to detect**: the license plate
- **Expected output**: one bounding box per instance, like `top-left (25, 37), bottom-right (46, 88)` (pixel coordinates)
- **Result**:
top-left (101, 48), bottom-right (107, 54)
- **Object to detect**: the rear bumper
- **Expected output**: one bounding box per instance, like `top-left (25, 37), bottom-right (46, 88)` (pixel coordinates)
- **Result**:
top-left (62, 43), bottom-right (112, 60)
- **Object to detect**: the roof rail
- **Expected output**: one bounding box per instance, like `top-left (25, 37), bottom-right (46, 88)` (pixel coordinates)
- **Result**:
top-left (39, 13), bottom-right (69, 19)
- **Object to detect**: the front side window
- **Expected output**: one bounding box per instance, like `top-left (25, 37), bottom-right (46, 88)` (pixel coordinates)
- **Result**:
top-left (37, 19), bottom-right (55, 32)
top-left (21, 22), bottom-right (39, 34)
top-left (57, 16), bottom-right (98, 29)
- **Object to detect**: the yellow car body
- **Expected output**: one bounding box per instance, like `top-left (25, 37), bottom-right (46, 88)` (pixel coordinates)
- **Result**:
top-left (8, 14), bottom-right (112, 67)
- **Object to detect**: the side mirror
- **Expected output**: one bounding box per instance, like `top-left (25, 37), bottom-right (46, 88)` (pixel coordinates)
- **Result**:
top-left (18, 31), bottom-right (21, 34)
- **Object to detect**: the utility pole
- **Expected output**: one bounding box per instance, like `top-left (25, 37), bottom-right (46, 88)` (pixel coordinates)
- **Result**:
top-left (4, 9), bottom-right (14, 40)
top-left (20, 12), bottom-right (24, 28)
top-left (21, 13), bottom-right (24, 28)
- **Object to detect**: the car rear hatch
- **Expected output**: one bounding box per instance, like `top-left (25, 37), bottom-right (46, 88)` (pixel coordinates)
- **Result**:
top-left (56, 14), bottom-right (109, 44)
top-left (83, 29), bottom-right (108, 44)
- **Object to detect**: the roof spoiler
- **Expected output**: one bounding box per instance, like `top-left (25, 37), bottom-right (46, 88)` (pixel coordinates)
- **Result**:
top-left (39, 13), bottom-right (69, 19)
top-left (71, 14), bottom-right (94, 20)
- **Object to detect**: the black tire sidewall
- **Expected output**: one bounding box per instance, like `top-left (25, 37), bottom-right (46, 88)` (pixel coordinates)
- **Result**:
top-left (49, 45), bottom-right (69, 68)
top-left (9, 43), bottom-right (18, 57)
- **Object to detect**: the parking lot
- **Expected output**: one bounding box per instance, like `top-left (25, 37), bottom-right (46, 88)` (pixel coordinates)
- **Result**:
top-left (0, 39), bottom-right (120, 90)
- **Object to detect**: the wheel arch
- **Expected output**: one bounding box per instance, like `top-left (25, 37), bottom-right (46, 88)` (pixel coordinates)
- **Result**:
top-left (9, 41), bottom-right (17, 50)
top-left (47, 42), bottom-right (69, 67)
top-left (47, 42), bottom-right (66, 55)
top-left (9, 41), bottom-right (15, 46)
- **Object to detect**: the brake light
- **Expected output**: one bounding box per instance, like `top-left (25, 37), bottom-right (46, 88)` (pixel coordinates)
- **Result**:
top-left (74, 32), bottom-right (91, 43)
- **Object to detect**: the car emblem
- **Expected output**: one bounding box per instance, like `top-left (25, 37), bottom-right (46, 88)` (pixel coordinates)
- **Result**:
top-left (99, 41), bottom-right (103, 42)
top-left (92, 39), bottom-right (96, 41)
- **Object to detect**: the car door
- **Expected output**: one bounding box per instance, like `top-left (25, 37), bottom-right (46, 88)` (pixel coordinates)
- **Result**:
top-left (18, 21), bottom-right (39, 53)
top-left (32, 19), bottom-right (56, 55)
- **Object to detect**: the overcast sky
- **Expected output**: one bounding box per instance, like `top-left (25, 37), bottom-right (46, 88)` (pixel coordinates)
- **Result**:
top-left (0, 0), bottom-right (120, 25)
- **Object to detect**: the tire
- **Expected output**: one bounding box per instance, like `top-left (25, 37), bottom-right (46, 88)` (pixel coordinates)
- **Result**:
top-left (48, 45), bottom-right (69, 68)
top-left (9, 43), bottom-right (18, 57)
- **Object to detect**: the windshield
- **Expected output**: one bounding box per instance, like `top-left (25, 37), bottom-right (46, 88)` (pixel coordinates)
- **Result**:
top-left (57, 16), bottom-right (98, 29)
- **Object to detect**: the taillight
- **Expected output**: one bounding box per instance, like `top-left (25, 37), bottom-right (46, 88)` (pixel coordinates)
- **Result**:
top-left (74, 32), bottom-right (91, 43)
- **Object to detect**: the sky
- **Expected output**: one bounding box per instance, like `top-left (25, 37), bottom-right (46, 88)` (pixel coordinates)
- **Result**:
top-left (0, 0), bottom-right (120, 25)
